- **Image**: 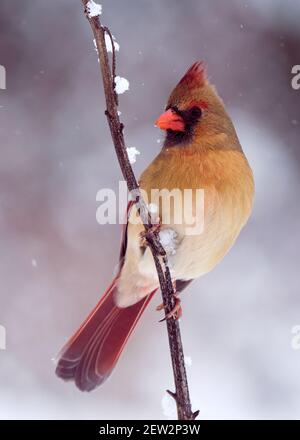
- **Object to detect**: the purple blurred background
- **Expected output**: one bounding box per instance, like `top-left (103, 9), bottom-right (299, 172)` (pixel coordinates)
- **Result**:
top-left (0, 0), bottom-right (300, 419)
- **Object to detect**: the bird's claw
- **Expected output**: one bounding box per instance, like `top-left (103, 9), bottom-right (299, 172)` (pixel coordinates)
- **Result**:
top-left (140, 221), bottom-right (161, 248)
top-left (157, 293), bottom-right (182, 322)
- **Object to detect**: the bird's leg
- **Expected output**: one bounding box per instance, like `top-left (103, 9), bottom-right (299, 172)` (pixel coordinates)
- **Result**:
top-left (156, 281), bottom-right (176, 311)
top-left (157, 281), bottom-right (183, 321)
top-left (139, 218), bottom-right (161, 248)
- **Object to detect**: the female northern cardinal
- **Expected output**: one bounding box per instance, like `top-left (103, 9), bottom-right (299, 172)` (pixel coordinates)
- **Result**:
top-left (56, 61), bottom-right (254, 391)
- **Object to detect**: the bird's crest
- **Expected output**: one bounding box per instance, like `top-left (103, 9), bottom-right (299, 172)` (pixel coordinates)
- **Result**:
top-left (178, 61), bottom-right (206, 89)
top-left (167, 61), bottom-right (207, 107)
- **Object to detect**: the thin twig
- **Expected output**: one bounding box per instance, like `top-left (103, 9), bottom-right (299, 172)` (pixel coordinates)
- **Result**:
top-left (103, 26), bottom-right (118, 106)
top-left (81, 0), bottom-right (198, 420)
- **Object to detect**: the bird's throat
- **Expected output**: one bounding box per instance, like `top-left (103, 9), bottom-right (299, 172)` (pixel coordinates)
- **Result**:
top-left (164, 127), bottom-right (194, 148)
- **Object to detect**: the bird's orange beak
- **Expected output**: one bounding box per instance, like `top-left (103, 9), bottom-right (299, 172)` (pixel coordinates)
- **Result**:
top-left (155, 109), bottom-right (185, 132)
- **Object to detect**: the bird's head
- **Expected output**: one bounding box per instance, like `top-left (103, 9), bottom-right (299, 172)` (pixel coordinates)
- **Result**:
top-left (155, 61), bottom-right (236, 149)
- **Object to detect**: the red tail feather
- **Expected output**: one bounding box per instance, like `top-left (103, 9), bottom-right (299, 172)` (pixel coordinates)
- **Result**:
top-left (56, 279), bottom-right (156, 391)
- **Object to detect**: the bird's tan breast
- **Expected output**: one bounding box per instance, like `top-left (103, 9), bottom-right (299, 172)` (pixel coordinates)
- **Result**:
top-left (139, 147), bottom-right (254, 225)
top-left (139, 147), bottom-right (254, 279)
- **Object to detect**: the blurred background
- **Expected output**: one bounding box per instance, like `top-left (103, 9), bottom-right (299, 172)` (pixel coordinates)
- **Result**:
top-left (0, 0), bottom-right (300, 420)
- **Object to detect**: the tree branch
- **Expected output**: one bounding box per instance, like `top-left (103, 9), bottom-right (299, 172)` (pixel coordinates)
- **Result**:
top-left (81, 0), bottom-right (199, 420)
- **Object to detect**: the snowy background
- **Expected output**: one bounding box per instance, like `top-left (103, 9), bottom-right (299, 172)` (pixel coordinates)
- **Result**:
top-left (0, 0), bottom-right (300, 419)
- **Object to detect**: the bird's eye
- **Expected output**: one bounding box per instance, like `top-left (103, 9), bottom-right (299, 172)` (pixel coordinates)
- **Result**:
top-left (189, 106), bottom-right (202, 119)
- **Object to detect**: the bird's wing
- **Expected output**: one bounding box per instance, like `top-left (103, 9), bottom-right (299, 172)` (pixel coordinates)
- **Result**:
top-left (118, 200), bottom-right (135, 266)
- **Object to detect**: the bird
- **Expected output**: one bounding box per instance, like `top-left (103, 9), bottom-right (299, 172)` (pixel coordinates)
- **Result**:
top-left (55, 61), bottom-right (254, 391)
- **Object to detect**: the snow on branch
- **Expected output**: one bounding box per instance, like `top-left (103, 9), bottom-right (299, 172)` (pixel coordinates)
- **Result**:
top-left (115, 76), bottom-right (129, 95)
top-left (86, 0), bottom-right (102, 18)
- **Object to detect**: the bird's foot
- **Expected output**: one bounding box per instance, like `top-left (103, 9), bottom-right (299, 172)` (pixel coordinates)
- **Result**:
top-left (157, 291), bottom-right (182, 321)
top-left (139, 220), bottom-right (161, 248)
